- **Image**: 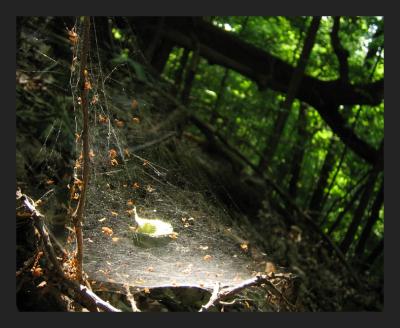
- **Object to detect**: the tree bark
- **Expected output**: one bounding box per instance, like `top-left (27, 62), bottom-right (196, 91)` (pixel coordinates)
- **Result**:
top-left (181, 43), bottom-right (200, 106)
top-left (145, 17), bottom-right (165, 62)
top-left (257, 16), bottom-right (321, 172)
top-left (288, 103), bottom-right (309, 200)
top-left (354, 180), bottom-right (384, 257)
top-left (364, 238), bottom-right (383, 267)
top-left (173, 48), bottom-right (190, 96)
top-left (308, 139), bottom-right (337, 221)
top-left (340, 167), bottom-right (380, 254)
top-left (210, 17), bottom-right (250, 125)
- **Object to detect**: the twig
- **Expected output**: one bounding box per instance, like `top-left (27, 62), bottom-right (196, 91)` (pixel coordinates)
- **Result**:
top-left (20, 193), bottom-right (121, 312)
top-left (199, 275), bottom-right (296, 312)
top-left (124, 284), bottom-right (141, 312)
top-left (16, 252), bottom-right (38, 277)
top-left (199, 282), bottom-right (220, 312)
top-left (72, 15), bottom-right (91, 283)
top-left (130, 131), bottom-right (177, 153)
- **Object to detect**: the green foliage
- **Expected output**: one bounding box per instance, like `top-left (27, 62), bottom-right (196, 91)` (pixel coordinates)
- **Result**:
top-left (162, 15), bottom-right (384, 250)
top-left (136, 222), bottom-right (157, 234)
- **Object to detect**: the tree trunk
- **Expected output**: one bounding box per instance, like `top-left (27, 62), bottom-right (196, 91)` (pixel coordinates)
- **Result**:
top-left (181, 44), bottom-right (200, 106)
top-left (145, 17), bottom-right (165, 62)
top-left (173, 48), bottom-right (190, 96)
top-left (257, 16), bottom-right (321, 172)
top-left (364, 238), bottom-right (383, 268)
top-left (210, 17), bottom-right (250, 125)
top-left (288, 103), bottom-right (309, 200)
top-left (327, 179), bottom-right (366, 236)
top-left (354, 180), bottom-right (384, 257)
top-left (308, 139), bottom-right (337, 221)
top-left (340, 167), bottom-right (380, 254)
top-left (151, 38), bottom-right (174, 74)
top-left (210, 69), bottom-right (230, 125)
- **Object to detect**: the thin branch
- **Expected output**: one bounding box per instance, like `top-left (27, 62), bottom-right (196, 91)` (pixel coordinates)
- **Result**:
top-left (124, 284), bottom-right (141, 312)
top-left (130, 131), bottom-right (177, 153)
top-left (20, 192), bottom-right (121, 312)
top-left (199, 275), bottom-right (296, 312)
top-left (16, 252), bottom-right (39, 277)
top-left (72, 16), bottom-right (91, 283)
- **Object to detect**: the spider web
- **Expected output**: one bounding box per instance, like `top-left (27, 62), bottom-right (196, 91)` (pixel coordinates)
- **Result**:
top-left (20, 17), bottom-right (261, 290)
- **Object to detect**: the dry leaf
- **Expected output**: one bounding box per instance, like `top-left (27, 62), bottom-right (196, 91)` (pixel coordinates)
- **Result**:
top-left (32, 267), bottom-right (43, 277)
top-left (67, 28), bottom-right (78, 45)
top-left (143, 287), bottom-right (150, 294)
top-left (110, 159), bottom-right (119, 166)
top-left (146, 185), bottom-right (155, 192)
top-left (115, 119), bottom-right (124, 128)
top-left (108, 149), bottom-right (118, 159)
top-left (169, 232), bottom-right (179, 239)
top-left (240, 243), bottom-right (249, 252)
top-left (99, 114), bottom-right (108, 124)
top-left (199, 245), bottom-right (209, 251)
top-left (37, 281), bottom-right (47, 288)
top-left (98, 217), bottom-right (107, 222)
top-left (101, 227), bottom-right (113, 236)
top-left (91, 94), bottom-right (99, 105)
top-left (127, 200), bottom-right (135, 206)
top-left (132, 117), bottom-right (140, 124)
top-left (131, 99), bottom-right (139, 110)
top-left (132, 182), bottom-right (140, 189)
top-left (111, 211), bottom-right (118, 217)
top-left (112, 237), bottom-right (120, 243)
top-left (84, 81), bottom-right (92, 90)
top-left (265, 262), bottom-right (276, 274)
top-left (17, 211), bottom-right (31, 218)
top-left (203, 255), bottom-right (212, 261)
top-left (147, 267), bottom-right (154, 272)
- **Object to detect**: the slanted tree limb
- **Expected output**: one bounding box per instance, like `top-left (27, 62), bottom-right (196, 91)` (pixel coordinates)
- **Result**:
top-left (17, 191), bottom-right (121, 312)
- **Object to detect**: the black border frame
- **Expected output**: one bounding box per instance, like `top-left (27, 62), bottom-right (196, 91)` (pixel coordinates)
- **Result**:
top-left (6, 0), bottom-right (396, 326)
